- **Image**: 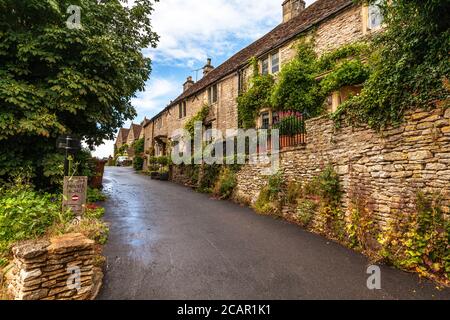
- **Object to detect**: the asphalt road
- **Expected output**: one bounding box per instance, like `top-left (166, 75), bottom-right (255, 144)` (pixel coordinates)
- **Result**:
top-left (98, 167), bottom-right (450, 300)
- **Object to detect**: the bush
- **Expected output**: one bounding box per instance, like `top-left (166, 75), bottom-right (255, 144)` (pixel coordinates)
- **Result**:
top-left (254, 172), bottom-right (284, 215)
top-left (213, 167), bottom-right (237, 199)
top-left (296, 200), bottom-right (317, 227)
top-left (379, 192), bottom-right (449, 281)
top-left (285, 181), bottom-right (303, 205)
top-left (87, 188), bottom-right (107, 203)
top-left (0, 181), bottom-right (71, 257)
top-left (133, 156), bottom-right (144, 171)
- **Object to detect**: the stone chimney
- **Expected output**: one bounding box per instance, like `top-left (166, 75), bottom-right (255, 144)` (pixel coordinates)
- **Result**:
top-left (282, 0), bottom-right (306, 23)
top-left (203, 58), bottom-right (215, 77)
top-left (183, 76), bottom-right (195, 92)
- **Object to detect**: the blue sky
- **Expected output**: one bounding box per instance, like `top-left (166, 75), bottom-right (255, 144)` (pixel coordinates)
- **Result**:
top-left (93, 0), bottom-right (317, 157)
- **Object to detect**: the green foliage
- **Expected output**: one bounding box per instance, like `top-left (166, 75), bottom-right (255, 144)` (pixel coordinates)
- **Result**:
top-left (132, 139), bottom-right (145, 154)
top-left (133, 156), bottom-right (144, 171)
top-left (198, 164), bottom-right (221, 193)
top-left (237, 71), bottom-right (275, 129)
top-left (0, 0), bottom-right (159, 186)
top-left (285, 181), bottom-right (303, 205)
top-left (184, 104), bottom-right (210, 136)
top-left (296, 200), bottom-right (317, 227)
top-left (379, 192), bottom-right (449, 280)
top-left (305, 165), bottom-right (341, 205)
top-left (333, 0), bottom-right (450, 129)
top-left (320, 60), bottom-right (369, 94)
top-left (117, 144), bottom-right (129, 157)
top-left (213, 167), bottom-right (237, 199)
top-left (87, 188), bottom-right (107, 203)
top-left (132, 138), bottom-right (145, 171)
top-left (85, 204), bottom-right (106, 220)
top-left (0, 179), bottom-right (72, 258)
top-left (254, 171), bottom-right (283, 215)
top-left (271, 41), bottom-right (324, 117)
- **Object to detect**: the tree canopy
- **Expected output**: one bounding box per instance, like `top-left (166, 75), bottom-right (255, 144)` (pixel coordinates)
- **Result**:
top-left (0, 0), bottom-right (158, 186)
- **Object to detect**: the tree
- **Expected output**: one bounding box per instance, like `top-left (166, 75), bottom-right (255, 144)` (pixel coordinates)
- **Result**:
top-left (0, 0), bottom-right (159, 187)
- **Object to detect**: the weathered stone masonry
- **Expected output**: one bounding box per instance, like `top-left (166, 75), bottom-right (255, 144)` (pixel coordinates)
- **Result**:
top-left (5, 233), bottom-right (102, 300)
top-left (234, 107), bottom-right (450, 223)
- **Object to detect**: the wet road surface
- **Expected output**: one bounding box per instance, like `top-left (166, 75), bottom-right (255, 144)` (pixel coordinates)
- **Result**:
top-left (98, 167), bottom-right (450, 300)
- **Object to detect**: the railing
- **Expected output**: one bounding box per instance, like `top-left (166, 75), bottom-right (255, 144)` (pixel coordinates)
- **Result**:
top-left (258, 111), bottom-right (306, 151)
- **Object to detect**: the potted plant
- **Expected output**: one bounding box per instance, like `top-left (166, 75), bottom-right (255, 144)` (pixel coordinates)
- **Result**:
top-left (159, 166), bottom-right (170, 181)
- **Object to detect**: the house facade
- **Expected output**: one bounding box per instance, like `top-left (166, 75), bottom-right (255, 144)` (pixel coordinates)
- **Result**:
top-left (117, 0), bottom-right (384, 166)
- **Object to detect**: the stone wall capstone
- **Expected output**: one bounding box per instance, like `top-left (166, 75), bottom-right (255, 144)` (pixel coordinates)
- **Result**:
top-left (5, 233), bottom-right (103, 300)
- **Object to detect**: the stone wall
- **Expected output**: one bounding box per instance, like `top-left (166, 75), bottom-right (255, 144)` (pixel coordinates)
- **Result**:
top-left (5, 233), bottom-right (102, 300)
top-left (234, 107), bottom-right (450, 224)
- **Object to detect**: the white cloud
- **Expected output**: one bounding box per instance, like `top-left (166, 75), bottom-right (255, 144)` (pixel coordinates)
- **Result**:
top-left (148, 0), bottom-right (317, 65)
top-left (131, 77), bottom-right (179, 114)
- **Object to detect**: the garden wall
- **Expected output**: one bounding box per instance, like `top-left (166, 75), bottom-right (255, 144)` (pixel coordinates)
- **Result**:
top-left (4, 233), bottom-right (102, 300)
top-left (234, 107), bottom-right (450, 224)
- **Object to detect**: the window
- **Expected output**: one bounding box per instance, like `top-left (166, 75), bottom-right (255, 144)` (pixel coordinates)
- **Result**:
top-left (261, 50), bottom-right (280, 75)
top-left (208, 84), bottom-right (218, 105)
top-left (271, 52), bottom-right (280, 74)
top-left (261, 112), bottom-right (270, 129)
top-left (368, 0), bottom-right (383, 30)
top-left (262, 57), bottom-right (269, 75)
top-left (179, 101), bottom-right (187, 118)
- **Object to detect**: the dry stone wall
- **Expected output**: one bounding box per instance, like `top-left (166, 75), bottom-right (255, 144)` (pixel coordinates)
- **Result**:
top-left (5, 233), bottom-right (102, 300)
top-left (234, 108), bottom-right (450, 224)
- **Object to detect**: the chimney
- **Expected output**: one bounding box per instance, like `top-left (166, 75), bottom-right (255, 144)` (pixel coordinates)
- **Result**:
top-left (203, 58), bottom-right (215, 77)
top-left (282, 0), bottom-right (305, 23)
top-left (183, 76), bottom-right (195, 92)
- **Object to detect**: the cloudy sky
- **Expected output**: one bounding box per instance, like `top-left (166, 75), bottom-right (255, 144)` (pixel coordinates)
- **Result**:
top-left (93, 0), bottom-right (317, 158)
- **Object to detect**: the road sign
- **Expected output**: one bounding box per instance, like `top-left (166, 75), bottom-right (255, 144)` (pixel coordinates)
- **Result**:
top-left (63, 176), bottom-right (88, 216)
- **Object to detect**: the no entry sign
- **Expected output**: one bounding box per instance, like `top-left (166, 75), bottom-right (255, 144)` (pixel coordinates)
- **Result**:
top-left (63, 176), bottom-right (88, 216)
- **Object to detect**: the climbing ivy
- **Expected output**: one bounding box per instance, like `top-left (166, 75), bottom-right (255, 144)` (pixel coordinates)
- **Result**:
top-left (333, 0), bottom-right (450, 129)
top-left (184, 104), bottom-right (210, 137)
top-left (237, 64), bottom-right (275, 129)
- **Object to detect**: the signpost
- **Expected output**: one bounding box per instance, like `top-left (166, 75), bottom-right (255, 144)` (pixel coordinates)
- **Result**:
top-left (63, 176), bottom-right (88, 216)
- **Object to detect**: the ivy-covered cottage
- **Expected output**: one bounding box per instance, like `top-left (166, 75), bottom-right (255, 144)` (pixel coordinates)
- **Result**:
top-left (139, 0), bottom-right (384, 164)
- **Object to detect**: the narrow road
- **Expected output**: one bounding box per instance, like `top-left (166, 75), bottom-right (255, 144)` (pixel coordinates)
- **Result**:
top-left (98, 167), bottom-right (450, 300)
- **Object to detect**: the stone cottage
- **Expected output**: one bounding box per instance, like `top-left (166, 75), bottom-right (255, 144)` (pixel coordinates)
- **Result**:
top-left (140, 0), bottom-right (384, 166)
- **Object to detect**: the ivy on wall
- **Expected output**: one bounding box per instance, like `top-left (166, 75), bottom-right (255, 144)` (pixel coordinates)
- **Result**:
top-left (333, 0), bottom-right (450, 129)
top-left (237, 58), bottom-right (275, 129)
top-left (184, 104), bottom-right (210, 137)
top-left (237, 41), bottom-right (370, 127)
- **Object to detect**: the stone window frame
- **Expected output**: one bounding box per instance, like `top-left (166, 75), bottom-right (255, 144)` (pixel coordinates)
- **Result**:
top-left (208, 83), bottom-right (218, 106)
top-left (257, 108), bottom-right (278, 129)
top-left (327, 85), bottom-right (363, 113)
top-left (178, 101), bottom-right (187, 119)
top-left (261, 49), bottom-right (281, 76)
top-left (362, 1), bottom-right (384, 35)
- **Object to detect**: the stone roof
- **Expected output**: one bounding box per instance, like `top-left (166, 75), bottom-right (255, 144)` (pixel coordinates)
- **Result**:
top-left (116, 128), bottom-right (130, 144)
top-left (130, 124), bottom-right (142, 139)
top-left (167, 0), bottom-right (353, 108)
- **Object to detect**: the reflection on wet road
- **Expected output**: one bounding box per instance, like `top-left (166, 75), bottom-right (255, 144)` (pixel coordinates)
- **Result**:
top-left (98, 167), bottom-right (450, 300)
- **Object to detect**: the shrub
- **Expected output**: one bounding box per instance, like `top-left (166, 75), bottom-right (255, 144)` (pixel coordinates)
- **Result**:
top-left (285, 181), bottom-right (303, 205)
top-left (254, 172), bottom-right (284, 215)
top-left (379, 192), bottom-right (449, 280)
top-left (198, 164), bottom-right (221, 193)
top-left (296, 200), bottom-right (317, 227)
top-left (213, 167), bottom-right (237, 199)
top-left (87, 188), bottom-right (107, 203)
top-left (0, 181), bottom-right (71, 257)
top-left (133, 156), bottom-right (144, 171)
